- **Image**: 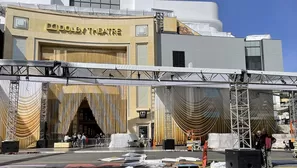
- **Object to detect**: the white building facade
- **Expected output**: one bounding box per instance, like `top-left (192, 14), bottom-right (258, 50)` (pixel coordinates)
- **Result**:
top-left (0, 0), bottom-right (233, 36)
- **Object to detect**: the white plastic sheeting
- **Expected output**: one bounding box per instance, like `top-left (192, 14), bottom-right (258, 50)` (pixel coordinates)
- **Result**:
top-left (208, 133), bottom-right (238, 150)
top-left (272, 134), bottom-right (291, 149)
top-left (210, 162), bottom-right (226, 168)
top-left (109, 133), bottom-right (138, 148)
top-left (208, 133), bottom-right (291, 149)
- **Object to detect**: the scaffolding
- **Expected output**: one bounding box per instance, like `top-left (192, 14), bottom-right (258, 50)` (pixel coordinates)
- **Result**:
top-left (1, 60), bottom-right (297, 148)
top-left (164, 86), bottom-right (173, 139)
top-left (6, 80), bottom-right (20, 141)
top-left (39, 82), bottom-right (49, 140)
top-left (230, 83), bottom-right (252, 148)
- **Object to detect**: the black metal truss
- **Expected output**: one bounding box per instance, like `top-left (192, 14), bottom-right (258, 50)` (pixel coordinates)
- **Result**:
top-left (0, 60), bottom-right (297, 90)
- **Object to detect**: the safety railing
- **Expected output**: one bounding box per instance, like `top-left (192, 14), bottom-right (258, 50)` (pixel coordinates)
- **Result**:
top-left (0, 2), bottom-right (175, 18)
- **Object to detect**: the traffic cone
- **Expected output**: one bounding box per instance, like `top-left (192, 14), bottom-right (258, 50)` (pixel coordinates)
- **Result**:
top-left (202, 141), bottom-right (208, 168)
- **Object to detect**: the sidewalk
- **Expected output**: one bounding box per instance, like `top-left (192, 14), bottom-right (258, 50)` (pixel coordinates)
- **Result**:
top-left (15, 146), bottom-right (290, 154)
top-left (17, 146), bottom-right (189, 154)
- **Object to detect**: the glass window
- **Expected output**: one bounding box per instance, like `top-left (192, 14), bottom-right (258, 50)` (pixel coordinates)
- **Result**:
top-left (101, 0), bottom-right (110, 3)
top-left (246, 56), bottom-right (262, 70)
top-left (71, 0), bottom-right (120, 9)
top-left (111, 0), bottom-right (120, 4)
top-left (136, 25), bottom-right (148, 37)
top-left (173, 51), bottom-right (185, 67)
top-left (13, 16), bottom-right (29, 30)
top-left (90, 3), bottom-right (101, 8)
top-left (245, 41), bottom-right (260, 47)
top-left (246, 47), bottom-right (261, 56)
top-left (110, 5), bottom-right (120, 9)
top-left (74, 1), bottom-right (80, 6)
top-left (100, 4), bottom-right (110, 9)
top-left (80, 2), bottom-right (91, 7)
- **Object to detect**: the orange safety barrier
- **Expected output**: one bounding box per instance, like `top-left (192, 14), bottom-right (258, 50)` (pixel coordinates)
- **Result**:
top-left (202, 141), bottom-right (208, 168)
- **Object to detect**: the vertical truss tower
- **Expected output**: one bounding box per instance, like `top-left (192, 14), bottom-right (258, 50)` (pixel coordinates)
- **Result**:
top-left (230, 83), bottom-right (252, 148)
top-left (164, 86), bottom-right (173, 139)
top-left (39, 82), bottom-right (49, 140)
top-left (6, 80), bottom-right (20, 141)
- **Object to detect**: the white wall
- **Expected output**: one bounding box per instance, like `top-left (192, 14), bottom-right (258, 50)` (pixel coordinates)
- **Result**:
top-left (120, 0), bottom-right (222, 34)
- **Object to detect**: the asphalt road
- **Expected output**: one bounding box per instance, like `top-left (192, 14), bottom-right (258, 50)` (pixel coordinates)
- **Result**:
top-left (0, 151), bottom-right (296, 167)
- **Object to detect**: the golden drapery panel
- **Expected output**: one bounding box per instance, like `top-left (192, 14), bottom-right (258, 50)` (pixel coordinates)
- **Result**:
top-left (47, 84), bottom-right (127, 140)
top-left (154, 87), bottom-right (276, 145)
top-left (42, 45), bottom-right (128, 141)
top-left (0, 81), bottom-right (42, 148)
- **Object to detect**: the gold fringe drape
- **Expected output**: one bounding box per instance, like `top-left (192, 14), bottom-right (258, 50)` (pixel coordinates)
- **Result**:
top-left (154, 87), bottom-right (276, 145)
top-left (0, 81), bottom-right (42, 148)
top-left (42, 45), bottom-right (128, 141)
top-left (47, 84), bottom-right (127, 140)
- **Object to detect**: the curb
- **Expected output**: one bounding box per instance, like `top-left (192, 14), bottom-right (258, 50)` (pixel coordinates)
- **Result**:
top-left (2, 151), bottom-right (41, 155)
top-left (40, 151), bottom-right (67, 154)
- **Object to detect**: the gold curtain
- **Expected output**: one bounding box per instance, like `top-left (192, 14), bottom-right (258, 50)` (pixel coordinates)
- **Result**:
top-left (42, 46), bottom-right (128, 140)
top-left (0, 81), bottom-right (42, 148)
top-left (154, 87), bottom-right (276, 145)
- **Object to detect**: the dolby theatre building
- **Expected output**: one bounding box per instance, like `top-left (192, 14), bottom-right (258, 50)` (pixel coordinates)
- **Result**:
top-left (0, 4), bottom-right (281, 149)
top-left (0, 5), bottom-right (195, 148)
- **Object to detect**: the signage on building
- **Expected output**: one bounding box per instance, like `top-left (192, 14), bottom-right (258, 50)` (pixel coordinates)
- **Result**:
top-left (46, 23), bottom-right (122, 36)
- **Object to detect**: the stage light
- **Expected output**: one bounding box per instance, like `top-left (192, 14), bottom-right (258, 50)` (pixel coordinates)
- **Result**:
top-left (171, 75), bottom-right (174, 80)
top-left (281, 79), bottom-right (286, 85)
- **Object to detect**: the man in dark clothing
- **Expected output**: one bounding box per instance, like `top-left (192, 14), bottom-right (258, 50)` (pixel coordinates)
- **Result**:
top-left (253, 130), bottom-right (262, 149)
top-left (259, 129), bottom-right (276, 168)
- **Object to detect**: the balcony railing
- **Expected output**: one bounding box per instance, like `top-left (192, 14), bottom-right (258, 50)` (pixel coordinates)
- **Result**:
top-left (0, 2), bottom-right (175, 18)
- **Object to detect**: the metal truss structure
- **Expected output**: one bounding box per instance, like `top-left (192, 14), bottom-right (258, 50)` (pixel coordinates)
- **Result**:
top-left (155, 12), bottom-right (164, 33)
top-left (1, 60), bottom-right (297, 90)
top-left (289, 91), bottom-right (297, 140)
top-left (39, 82), bottom-right (49, 140)
top-left (6, 80), bottom-right (20, 141)
top-left (164, 86), bottom-right (173, 139)
top-left (1, 60), bottom-right (297, 148)
top-left (230, 83), bottom-right (251, 148)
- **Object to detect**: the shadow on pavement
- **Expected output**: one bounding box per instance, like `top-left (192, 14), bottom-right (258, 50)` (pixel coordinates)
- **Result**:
top-left (0, 147), bottom-right (90, 166)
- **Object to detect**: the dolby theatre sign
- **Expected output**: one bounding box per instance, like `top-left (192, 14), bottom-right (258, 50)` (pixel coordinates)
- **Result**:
top-left (46, 23), bottom-right (122, 36)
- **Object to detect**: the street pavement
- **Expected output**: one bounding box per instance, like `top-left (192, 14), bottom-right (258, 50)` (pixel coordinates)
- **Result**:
top-left (0, 148), bottom-right (296, 167)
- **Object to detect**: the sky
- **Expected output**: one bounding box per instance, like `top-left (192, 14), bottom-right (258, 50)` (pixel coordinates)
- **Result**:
top-left (190, 0), bottom-right (297, 72)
